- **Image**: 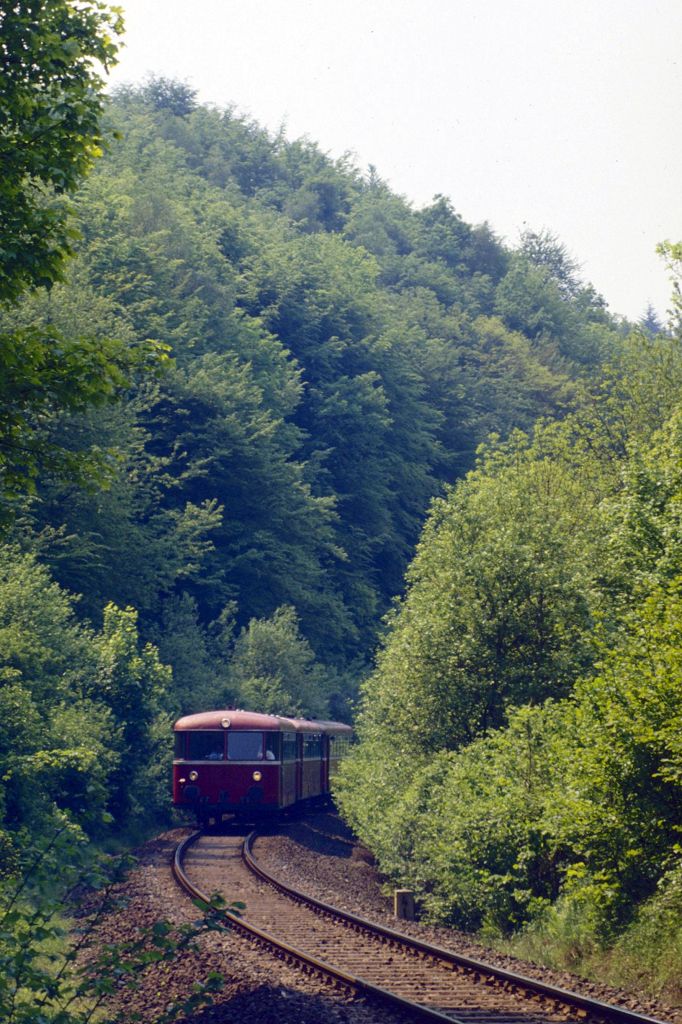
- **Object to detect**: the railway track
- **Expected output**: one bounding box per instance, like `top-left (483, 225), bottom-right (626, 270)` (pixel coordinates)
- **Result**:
top-left (172, 827), bottom-right (671, 1024)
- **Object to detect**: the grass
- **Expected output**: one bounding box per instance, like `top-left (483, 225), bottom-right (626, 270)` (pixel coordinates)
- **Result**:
top-left (492, 879), bottom-right (682, 1009)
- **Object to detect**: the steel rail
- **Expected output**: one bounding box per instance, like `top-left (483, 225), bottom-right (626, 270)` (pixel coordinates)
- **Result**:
top-left (173, 829), bottom-right (462, 1023)
top-left (242, 830), bottom-right (671, 1024)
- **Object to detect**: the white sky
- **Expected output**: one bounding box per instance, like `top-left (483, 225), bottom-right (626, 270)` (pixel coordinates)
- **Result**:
top-left (107, 0), bottom-right (681, 322)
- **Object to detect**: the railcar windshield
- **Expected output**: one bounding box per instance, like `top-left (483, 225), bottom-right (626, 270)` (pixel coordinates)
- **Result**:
top-left (264, 732), bottom-right (280, 761)
top-left (174, 733), bottom-right (185, 758)
top-left (186, 732), bottom-right (225, 760)
top-left (227, 731), bottom-right (263, 761)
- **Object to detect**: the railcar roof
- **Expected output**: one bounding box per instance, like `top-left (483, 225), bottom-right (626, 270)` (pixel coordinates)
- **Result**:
top-left (173, 709), bottom-right (352, 734)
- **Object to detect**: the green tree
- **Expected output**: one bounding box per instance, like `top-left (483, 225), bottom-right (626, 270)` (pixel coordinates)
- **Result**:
top-left (0, 546), bottom-right (117, 835)
top-left (141, 74), bottom-right (197, 116)
top-left (0, 0), bottom-right (123, 302)
top-left (519, 228), bottom-right (582, 300)
top-left (0, 1), bottom-right (169, 508)
top-left (229, 606), bottom-right (332, 717)
top-left (657, 240), bottom-right (682, 330)
top-left (337, 581), bottom-right (682, 940)
top-left (352, 430), bottom-right (605, 757)
top-left (91, 604), bottom-right (171, 820)
top-left (494, 253), bottom-right (572, 344)
top-left (337, 319), bottom-right (682, 978)
top-left (638, 302), bottom-right (664, 336)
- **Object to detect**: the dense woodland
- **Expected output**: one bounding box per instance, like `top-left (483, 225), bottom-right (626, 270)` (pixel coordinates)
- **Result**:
top-left (336, 320), bottom-right (682, 994)
top-left (1, 2), bottom-right (680, 1017)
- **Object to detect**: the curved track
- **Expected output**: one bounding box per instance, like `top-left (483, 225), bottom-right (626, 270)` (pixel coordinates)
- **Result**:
top-left (172, 828), bottom-right (671, 1024)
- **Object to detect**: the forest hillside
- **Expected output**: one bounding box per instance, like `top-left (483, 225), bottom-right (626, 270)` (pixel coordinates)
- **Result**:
top-left (1, 75), bottom-right (629, 795)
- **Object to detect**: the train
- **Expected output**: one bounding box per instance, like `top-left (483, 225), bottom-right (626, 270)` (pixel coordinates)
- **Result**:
top-left (172, 709), bottom-right (353, 823)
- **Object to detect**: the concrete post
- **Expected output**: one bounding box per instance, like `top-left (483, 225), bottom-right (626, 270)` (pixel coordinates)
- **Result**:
top-left (394, 888), bottom-right (415, 920)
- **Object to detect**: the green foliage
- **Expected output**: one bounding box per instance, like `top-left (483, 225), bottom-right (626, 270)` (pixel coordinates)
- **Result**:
top-left (638, 302), bottom-right (664, 337)
top-left (0, 829), bottom-right (227, 1024)
top-left (92, 604), bottom-right (172, 820)
top-left (338, 288), bottom-right (682, 990)
top-left (346, 428), bottom-right (605, 759)
top-left (603, 406), bottom-right (682, 602)
top-left (0, 2), bottom-right (172, 507)
top-left (601, 861), bottom-right (682, 1002)
top-left (495, 253), bottom-right (572, 342)
top-left (140, 75), bottom-right (197, 117)
top-left (149, 593), bottom-right (233, 713)
top-left (657, 240), bottom-right (682, 330)
top-left (0, 546), bottom-right (175, 835)
top-left (338, 577), bottom-right (682, 939)
top-left (0, 546), bottom-right (120, 829)
top-left (519, 228), bottom-right (583, 300)
top-left (0, 322), bottom-right (168, 511)
top-left (0, 0), bottom-right (123, 302)
top-left (0, 544), bottom-right (92, 702)
top-left (566, 331), bottom-right (682, 469)
top-left (229, 605), bottom-right (334, 717)
top-left (10, 80), bottom-right (624, 674)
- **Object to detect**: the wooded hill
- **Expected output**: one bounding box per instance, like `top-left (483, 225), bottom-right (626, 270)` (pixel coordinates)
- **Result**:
top-left (0, 47), bottom-right (679, 1014)
top-left (2, 78), bottom-right (627, 721)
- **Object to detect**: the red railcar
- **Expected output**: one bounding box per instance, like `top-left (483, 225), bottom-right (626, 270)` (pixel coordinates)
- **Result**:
top-left (172, 709), bottom-right (353, 823)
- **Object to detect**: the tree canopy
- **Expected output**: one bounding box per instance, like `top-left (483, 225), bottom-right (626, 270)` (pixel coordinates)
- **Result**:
top-left (0, 1), bottom-right (171, 508)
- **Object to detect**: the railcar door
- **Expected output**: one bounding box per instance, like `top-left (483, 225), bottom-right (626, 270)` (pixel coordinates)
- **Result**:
top-left (280, 731), bottom-right (297, 808)
top-left (322, 734), bottom-right (330, 794)
top-left (301, 732), bottom-right (323, 798)
top-left (296, 734), bottom-right (302, 802)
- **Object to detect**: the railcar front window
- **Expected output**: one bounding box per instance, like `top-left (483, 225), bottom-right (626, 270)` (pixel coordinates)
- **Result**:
top-left (187, 732), bottom-right (224, 760)
top-left (227, 731), bottom-right (263, 761)
top-left (174, 733), bottom-right (185, 759)
top-left (264, 732), bottom-right (280, 761)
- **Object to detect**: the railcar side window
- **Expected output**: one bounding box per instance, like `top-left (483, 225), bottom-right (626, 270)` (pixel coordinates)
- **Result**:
top-left (282, 733), bottom-right (298, 761)
top-left (303, 733), bottom-right (322, 759)
top-left (187, 732), bottom-right (224, 760)
top-left (174, 733), bottom-right (185, 759)
top-left (227, 731), bottom-right (263, 761)
top-left (330, 734), bottom-right (352, 759)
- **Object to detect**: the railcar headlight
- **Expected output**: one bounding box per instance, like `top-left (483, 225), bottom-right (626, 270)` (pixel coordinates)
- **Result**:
top-left (252, 770), bottom-right (262, 782)
top-left (221, 717), bottom-right (231, 728)
top-left (189, 770), bottom-right (199, 782)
